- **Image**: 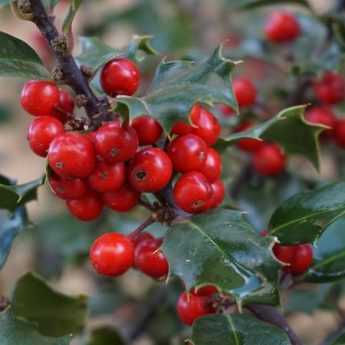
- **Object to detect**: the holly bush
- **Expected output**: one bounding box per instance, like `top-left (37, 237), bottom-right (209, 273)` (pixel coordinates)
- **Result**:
top-left (1, 0), bottom-right (345, 344)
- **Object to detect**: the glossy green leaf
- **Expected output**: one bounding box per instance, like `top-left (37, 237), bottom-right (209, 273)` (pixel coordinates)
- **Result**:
top-left (63, 0), bottom-right (82, 34)
top-left (76, 35), bottom-right (157, 71)
top-left (0, 308), bottom-right (71, 345)
top-left (0, 32), bottom-right (49, 79)
top-left (87, 327), bottom-right (125, 345)
top-left (117, 46), bottom-right (239, 131)
top-left (305, 218), bottom-right (345, 282)
top-left (225, 0), bottom-right (310, 9)
top-left (218, 105), bottom-right (323, 169)
top-left (190, 314), bottom-right (290, 345)
top-left (331, 332), bottom-right (345, 345)
top-left (13, 273), bottom-right (88, 337)
top-left (0, 176), bottom-right (44, 212)
top-left (269, 182), bottom-right (345, 245)
top-left (162, 208), bottom-right (280, 306)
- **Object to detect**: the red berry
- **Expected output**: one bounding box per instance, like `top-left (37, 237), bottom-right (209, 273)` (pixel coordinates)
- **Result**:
top-left (305, 106), bottom-right (336, 137)
top-left (168, 134), bottom-right (207, 173)
top-left (273, 244), bottom-right (295, 264)
top-left (171, 121), bottom-right (193, 136)
top-left (90, 232), bottom-right (134, 276)
top-left (176, 292), bottom-right (214, 326)
top-left (173, 172), bottom-right (211, 213)
top-left (27, 116), bottom-right (64, 157)
top-left (234, 121), bottom-right (263, 153)
top-left (21, 80), bottom-right (60, 116)
top-left (334, 119), bottom-right (345, 148)
top-left (313, 71), bottom-right (345, 105)
top-left (94, 122), bottom-right (138, 164)
top-left (131, 115), bottom-right (163, 145)
top-left (218, 104), bottom-right (235, 117)
top-left (128, 147), bottom-right (173, 192)
top-left (52, 89), bottom-right (75, 122)
top-left (206, 179), bottom-right (225, 209)
top-left (66, 192), bottom-right (103, 221)
top-left (48, 132), bottom-right (96, 178)
top-left (100, 58), bottom-right (140, 97)
top-left (88, 162), bottom-right (125, 193)
top-left (134, 237), bottom-right (169, 279)
top-left (131, 232), bottom-right (154, 247)
top-left (103, 184), bottom-right (140, 212)
top-left (233, 77), bottom-right (257, 107)
top-left (189, 104), bottom-right (221, 146)
top-left (49, 175), bottom-right (88, 200)
top-left (259, 230), bottom-right (269, 237)
top-left (253, 143), bottom-right (286, 176)
top-left (192, 285), bottom-right (218, 297)
top-left (264, 11), bottom-right (301, 43)
top-left (200, 148), bottom-right (222, 182)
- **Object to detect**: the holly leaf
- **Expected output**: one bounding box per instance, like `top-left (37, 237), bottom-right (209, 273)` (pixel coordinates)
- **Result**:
top-left (86, 327), bottom-right (125, 345)
top-left (117, 46), bottom-right (240, 132)
top-left (330, 332), bottom-right (345, 345)
top-left (63, 0), bottom-right (83, 34)
top-left (190, 314), bottom-right (290, 345)
top-left (76, 35), bottom-right (157, 71)
top-left (0, 308), bottom-right (71, 345)
top-left (0, 32), bottom-right (49, 79)
top-left (268, 182), bottom-right (345, 245)
top-left (13, 273), bottom-right (88, 337)
top-left (0, 176), bottom-right (44, 212)
top-left (305, 218), bottom-right (345, 283)
top-left (217, 105), bottom-right (323, 169)
top-left (162, 208), bottom-right (280, 307)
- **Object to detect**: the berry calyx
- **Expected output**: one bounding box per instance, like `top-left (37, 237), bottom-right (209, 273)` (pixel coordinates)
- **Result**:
top-left (264, 11), bottom-right (301, 43)
top-left (313, 71), bottom-right (345, 105)
top-left (233, 77), bottom-right (257, 107)
top-left (49, 175), bottom-right (88, 200)
top-left (103, 184), bottom-right (140, 212)
top-left (305, 106), bottom-right (336, 137)
top-left (189, 104), bottom-right (221, 146)
top-left (21, 80), bottom-right (60, 116)
top-left (48, 132), bottom-right (96, 178)
top-left (334, 119), bottom-right (345, 148)
top-left (90, 232), bottom-right (134, 277)
top-left (173, 172), bottom-right (212, 213)
top-left (168, 134), bottom-right (207, 173)
top-left (88, 162), bottom-right (126, 193)
top-left (234, 121), bottom-right (263, 153)
top-left (100, 58), bottom-right (140, 97)
top-left (200, 148), bottom-right (222, 182)
top-left (128, 147), bottom-right (173, 192)
top-left (66, 193), bottom-right (103, 221)
top-left (52, 89), bottom-right (75, 122)
top-left (94, 122), bottom-right (138, 164)
top-left (134, 237), bottom-right (169, 279)
top-left (131, 115), bottom-right (163, 145)
top-left (252, 143), bottom-right (286, 176)
top-left (27, 116), bottom-right (64, 157)
top-left (176, 292), bottom-right (215, 326)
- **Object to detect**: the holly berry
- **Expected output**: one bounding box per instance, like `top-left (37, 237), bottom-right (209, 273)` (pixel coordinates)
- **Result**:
top-left (171, 121), bottom-right (193, 136)
top-left (206, 179), bottom-right (225, 209)
top-left (131, 115), bottom-right (163, 145)
top-left (88, 162), bottom-right (125, 193)
top-left (176, 292), bottom-right (215, 326)
top-left (128, 147), bottom-right (173, 192)
top-left (305, 106), bottom-right (336, 137)
top-left (264, 11), bottom-right (301, 43)
top-left (313, 71), bottom-right (345, 105)
top-left (189, 104), bottom-right (221, 146)
top-left (192, 285), bottom-right (218, 297)
top-left (27, 116), bottom-right (64, 157)
top-left (217, 104), bottom-right (235, 117)
top-left (273, 243), bottom-right (313, 275)
top-left (90, 232), bottom-right (134, 276)
top-left (103, 184), bottom-right (140, 212)
top-left (49, 175), bottom-right (88, 200)
top-left (253, 143), bottom-right (286, 176)
top-left (52, 89), bottom-right (75, 122)
top-left (200, 148), bottom-right (222, 182)
top-left (21, 80), bottom-right (60, 116)
top-left (168, 134), bottom-right (207, 173)
top-left (94, 122), bottom-right (138, 164)
top-left (100, 58), bottom-right (140, 97)
top-left (66, 192), bottom-right (103, 221)
top-left (234, 121), bottom-right (263, 153)
top-left (131, 232), bottom-right (154, 247)
top-left (48, 132), bottom-right (96, 178)
top-left (334, 119), bottom-right (345, 148)
top-left (134, 237), bottom-right (169, 279)
top-left (233, 77), bottom-right (257, 107)
top-left (173, 172), bottom-right (211, 213)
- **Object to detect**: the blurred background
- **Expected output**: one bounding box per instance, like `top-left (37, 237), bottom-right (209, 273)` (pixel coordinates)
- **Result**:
top-left (0, 0), bottom-right (344, 344)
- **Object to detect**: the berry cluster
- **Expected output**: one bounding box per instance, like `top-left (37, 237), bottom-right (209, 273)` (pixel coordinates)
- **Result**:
top-left (21, 58), bottom-right (225, 221)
